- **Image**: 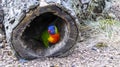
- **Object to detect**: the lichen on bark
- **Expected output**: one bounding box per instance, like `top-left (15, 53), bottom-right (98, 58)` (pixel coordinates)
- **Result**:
top-left (71, 0), bottom-right (112, 21)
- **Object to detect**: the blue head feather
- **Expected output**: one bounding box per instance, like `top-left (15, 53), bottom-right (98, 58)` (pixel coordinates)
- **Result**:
top-left (48, 25), bottom-right (55, 34)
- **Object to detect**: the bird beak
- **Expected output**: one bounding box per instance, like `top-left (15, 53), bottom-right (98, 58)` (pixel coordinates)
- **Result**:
top-left (48, 30), bottom-right (50, 33)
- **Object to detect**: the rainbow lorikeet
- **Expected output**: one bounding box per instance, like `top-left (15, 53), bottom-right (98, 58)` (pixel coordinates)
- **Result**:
top-left (41, 25), bottom-right (60, 48)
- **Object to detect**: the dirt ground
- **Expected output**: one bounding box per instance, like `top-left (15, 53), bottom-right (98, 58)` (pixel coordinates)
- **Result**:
top-left (0, 0), bottom-right (120, 67)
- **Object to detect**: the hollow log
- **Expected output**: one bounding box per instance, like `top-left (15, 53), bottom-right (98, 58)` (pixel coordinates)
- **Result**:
top-left (1, 0), bottom-right (111, 60)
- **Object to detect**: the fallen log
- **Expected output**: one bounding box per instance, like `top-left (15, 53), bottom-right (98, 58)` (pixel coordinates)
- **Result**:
top-left (1, 0), bottom-right (111, 60)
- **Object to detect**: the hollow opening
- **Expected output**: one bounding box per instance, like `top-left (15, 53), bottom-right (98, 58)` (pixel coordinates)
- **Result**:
top-left (21, 12), bottom-right (66, 54)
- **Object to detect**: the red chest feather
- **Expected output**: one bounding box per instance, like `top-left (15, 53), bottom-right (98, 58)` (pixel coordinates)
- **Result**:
top-left (50, 33), bottom-right (60, 44)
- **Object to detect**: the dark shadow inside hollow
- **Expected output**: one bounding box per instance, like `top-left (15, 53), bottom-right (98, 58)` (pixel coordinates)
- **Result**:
top-left (21, 12), bottom-right (66, 53)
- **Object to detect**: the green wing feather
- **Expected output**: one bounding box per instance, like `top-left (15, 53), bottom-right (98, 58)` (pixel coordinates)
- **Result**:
top-left (55, 26), bottom-right (58, 33)
top-left (41, 30), bottom-right (49, 48)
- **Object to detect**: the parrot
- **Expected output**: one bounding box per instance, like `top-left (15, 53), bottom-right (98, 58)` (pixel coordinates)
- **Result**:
top-left (41, 25), bottom-right (60, 48)
top-left (48, 25), bottom-right (60, 44)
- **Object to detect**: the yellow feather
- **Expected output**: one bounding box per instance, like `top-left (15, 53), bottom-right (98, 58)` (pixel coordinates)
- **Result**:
top-left (48, 36), bottom-right (54, 43)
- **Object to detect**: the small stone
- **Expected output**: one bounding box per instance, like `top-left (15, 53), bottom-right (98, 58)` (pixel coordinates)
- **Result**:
top-left (7, 51), bottom-right (13, 56)
top-left (0, 34), bottom-right (3, 42)
top-left (110, 57), bottom-right (113, 59)
top-left (91, 47), bottom-right (97, 51)
top-left (49, 57), bottom-right (53, 60)
top-left (108, 13), bottom-right (116, 18)
top-left (0, 42), bottom-right (4, 48)
top-left (2, 35), bottom-right (5, 40)
top-left (117, 53), bottom-right (120, 55)
top-left (19, 59), bottom-right (28, 63)
top-left (71, 64), bottom-right (76, 67)
top-left (91, 47), bottom-right (100, 52)
top-left (50, 65), bottom-right (59, 67)
top-left (50, 66), bottom-right (54, 67)
top-left (78, 37), bottom-right (85, 42)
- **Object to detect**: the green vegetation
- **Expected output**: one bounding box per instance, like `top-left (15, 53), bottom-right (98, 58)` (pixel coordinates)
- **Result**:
top-left (95, 42), bottom-right (108, 48)
top-left (99, 19), bottom-right (119, 36)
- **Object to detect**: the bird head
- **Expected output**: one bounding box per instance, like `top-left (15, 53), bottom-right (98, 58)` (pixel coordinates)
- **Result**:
top-left (48, 25), bottom-right (56, 35)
